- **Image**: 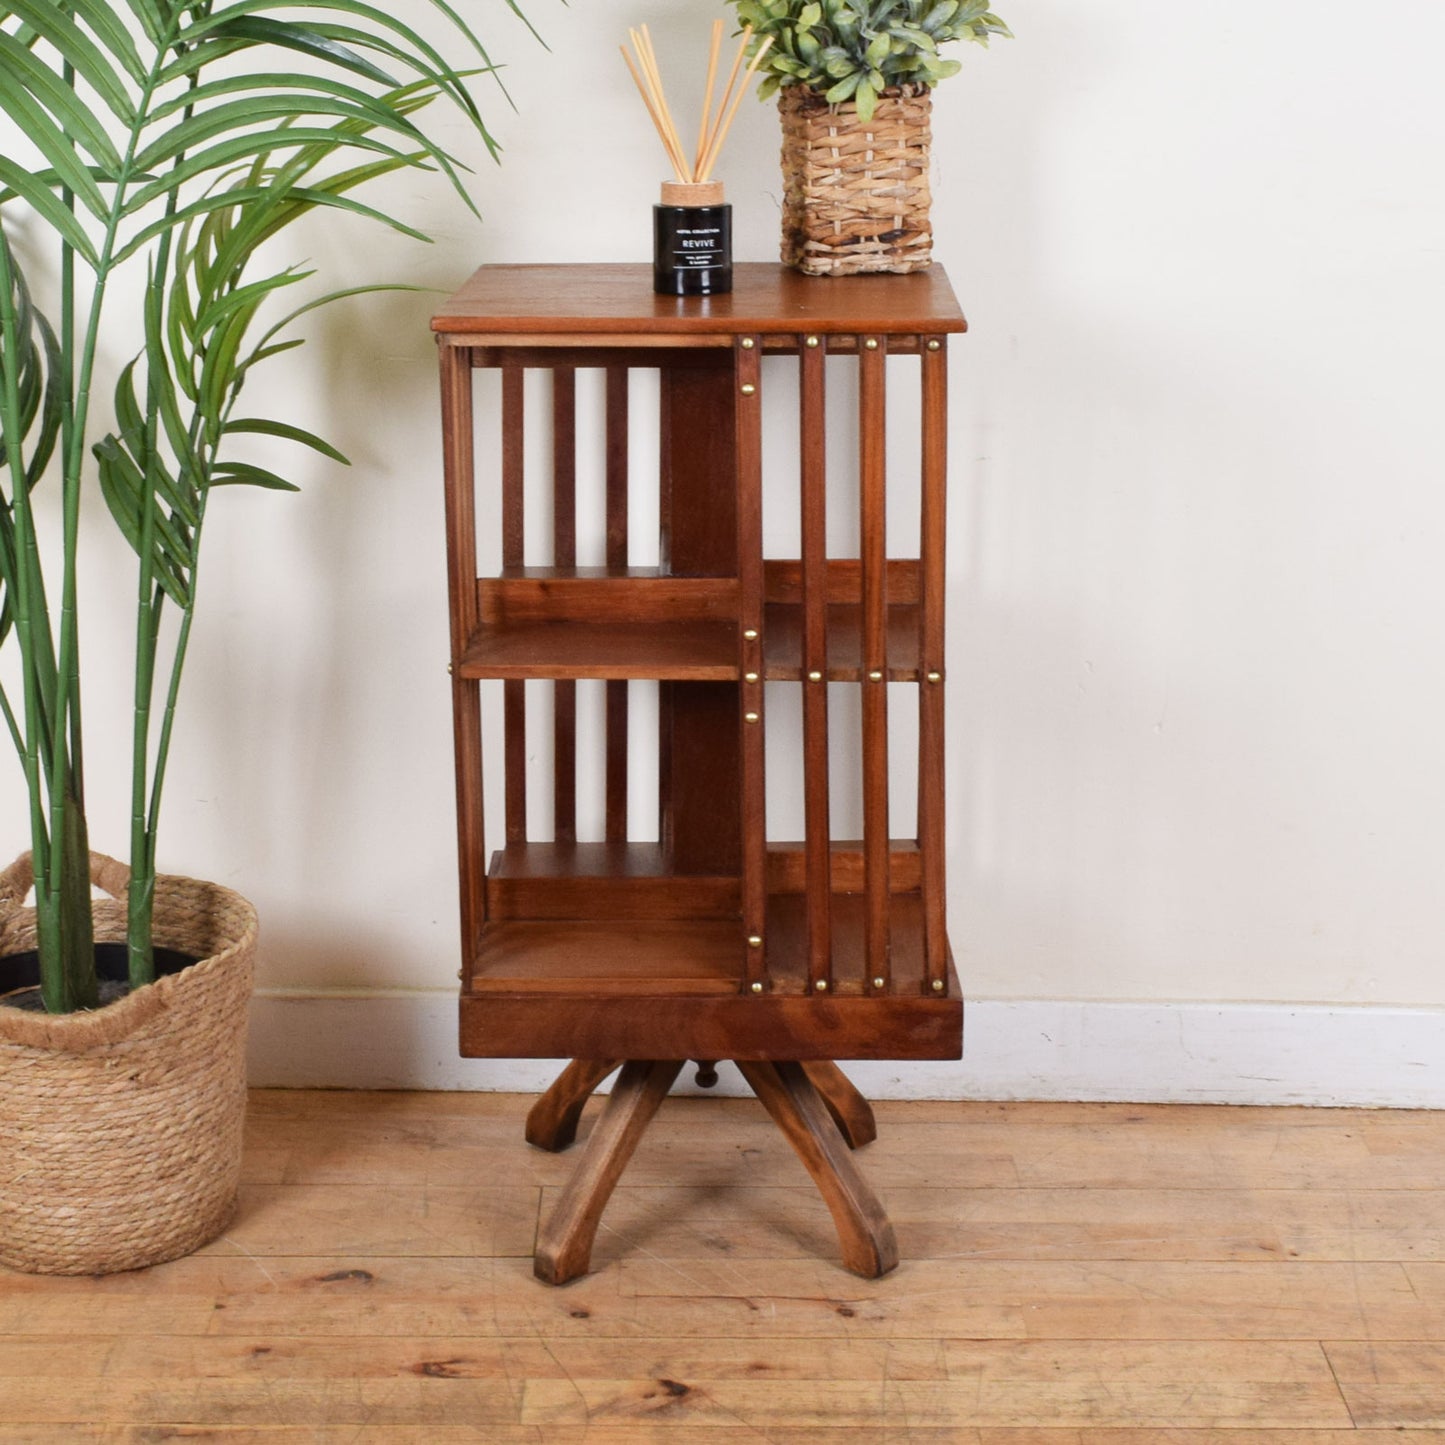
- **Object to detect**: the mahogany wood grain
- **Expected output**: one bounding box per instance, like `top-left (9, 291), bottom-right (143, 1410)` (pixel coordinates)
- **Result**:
top-left (735, 336), bottom-right (767, 991)
top-left (802, 1060), bottom-right (878, 1149)
top-left (470, 343), bottom-right (735, 371)
top-left (500, 363), bottom-right (524, 568)
top-left (523, 1058), bottom-right (623, 1152)
top-left (488, 841), bottom-right (706, 879)
top-left (552, 369), bottom-right (577, 845)
top-left (438, 341), bottom-right (487, 943)
top-left (466, 604), bottom-right (922, 681)
top-left (533, 1059), bottom-right (684, 1284)
top-left (551, 673), bottom-right (576, 836)
top-left (503, 681), bottom-right (527, 845)
top-left (487, 872), bottom-right (737, 922)
top-left (480, 839), bottom-right (918, 917)
top-left (920, 340), bottom-right (949, 990)
top-left (439, 341), bottom-right (478, 662)
top-left (459, 926), bottom-right (962, 1062)
top-left (460, 991), bottom-right (961, 1061)
top-left (469, 919), bottom-right (739, 994)
top-left (736, 1061), bottom-right (898, 1278)
top-left (858, 337), bottom-right (891, 993)
top-left (501, 363), bottom-right (526, 846)
top-left (460, 620), bottom-right (736, 681)
top-left (765, 839), bottom-right (922, 895)
top-left (763, 601), bottom-right (920, 681)
top-left (799, 332), bottom-right (832, 992)
top-left (478, 572), bottom-right (737, 624)
top-left (605, 367), bottom-right (629, 844)
top-left (660, 359), bottom-right (741, 878)
top-left (432, 263), bottom-right (968, 338)
top-left (552, 367), bottom-right (577, 566)
top-left (764, 557), bottom-right (920, 605)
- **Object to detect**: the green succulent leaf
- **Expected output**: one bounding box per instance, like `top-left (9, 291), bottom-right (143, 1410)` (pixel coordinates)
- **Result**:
top-left (728, 0), bottom-right (1008, 101)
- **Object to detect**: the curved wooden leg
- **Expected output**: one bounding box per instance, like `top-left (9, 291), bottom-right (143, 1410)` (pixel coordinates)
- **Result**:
top-left (802, 1061), bottom-right (878, 1149)
top-left (534, 1059), bottom-right (683, 1285)
top-left (525, 1059), bottom-right (623, 1152)
top-left (737, 1060), bottom-right (899, 1279)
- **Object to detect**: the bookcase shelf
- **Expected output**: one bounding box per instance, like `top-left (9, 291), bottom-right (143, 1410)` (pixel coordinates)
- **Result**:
top-left (434, 262), bottom-right (966, 1283)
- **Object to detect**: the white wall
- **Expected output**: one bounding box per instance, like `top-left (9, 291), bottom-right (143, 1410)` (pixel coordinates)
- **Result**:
top-left (5, 2), bottom-right (1445, 1097)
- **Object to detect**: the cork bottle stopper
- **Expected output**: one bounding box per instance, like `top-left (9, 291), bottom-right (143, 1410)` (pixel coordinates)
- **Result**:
top-left (660, 180), bottom-right (725, 207)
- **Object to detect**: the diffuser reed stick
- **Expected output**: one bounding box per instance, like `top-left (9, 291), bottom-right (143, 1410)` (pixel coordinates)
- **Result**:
top-left (621, 21), bottom-right (773, 185)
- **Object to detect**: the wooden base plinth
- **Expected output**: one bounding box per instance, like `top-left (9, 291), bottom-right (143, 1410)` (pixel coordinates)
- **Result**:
top-left (528, 1057), bottom-right (897, 1285)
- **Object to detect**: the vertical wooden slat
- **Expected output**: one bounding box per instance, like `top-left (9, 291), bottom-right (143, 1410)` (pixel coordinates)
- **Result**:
top-left (552, 367), bottom-right (577, 844)
top-left (859, 336), bottom-right (891, 993)
top-left (736, 337), bottom-right (768, 992)
top-left (501, 362), bottom-right (526, 846)
top-left (605, 366), bottom-right (630, 844)
top-left (919, 338), bottom-right (948, 992)
top-left (439, 340), bottom-right (487, 957)
top-left (799, 336), bottom-right (832, 991)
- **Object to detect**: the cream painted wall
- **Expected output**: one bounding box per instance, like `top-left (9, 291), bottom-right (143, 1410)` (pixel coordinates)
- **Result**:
top-left (4, 1), bottom-right (1444, 1021)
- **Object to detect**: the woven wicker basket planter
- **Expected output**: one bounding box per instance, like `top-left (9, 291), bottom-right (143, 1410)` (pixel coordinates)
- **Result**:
top-left (0, 852), bottom-right (255, 1275)
top-left (779, 84), bottom-right (933, 276)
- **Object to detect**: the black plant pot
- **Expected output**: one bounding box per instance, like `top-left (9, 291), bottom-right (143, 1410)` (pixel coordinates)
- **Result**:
top-left (0, 942), bottom-right (196, 1011)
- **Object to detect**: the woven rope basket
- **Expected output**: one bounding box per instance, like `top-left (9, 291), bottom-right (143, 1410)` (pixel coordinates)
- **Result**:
top-left (0, 852), bottom-right (255, 1275)
top-left (779, 85), bottom-right (933, 276)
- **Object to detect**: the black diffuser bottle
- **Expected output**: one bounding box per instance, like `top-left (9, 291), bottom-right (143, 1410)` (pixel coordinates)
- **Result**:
top-left (654, 180), bottom-right (732, 296)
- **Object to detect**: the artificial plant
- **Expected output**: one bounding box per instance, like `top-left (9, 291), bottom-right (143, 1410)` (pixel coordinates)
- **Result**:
top-left (0, 0), bottom-right (533, 1013)
top-left (728, 0), bottom-right (1010, 121)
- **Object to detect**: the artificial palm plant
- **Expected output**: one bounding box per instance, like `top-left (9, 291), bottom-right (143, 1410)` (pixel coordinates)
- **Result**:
top-left (0, 0), bottom-right (531, 1014)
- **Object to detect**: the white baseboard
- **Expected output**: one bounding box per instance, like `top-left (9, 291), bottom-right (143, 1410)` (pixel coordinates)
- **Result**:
top-left (246, 991), bottom-right (1445, 1108)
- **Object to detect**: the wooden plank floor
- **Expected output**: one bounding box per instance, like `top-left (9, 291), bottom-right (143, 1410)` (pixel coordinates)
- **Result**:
top-left (2, 1088), bottom-right (1445, 1441)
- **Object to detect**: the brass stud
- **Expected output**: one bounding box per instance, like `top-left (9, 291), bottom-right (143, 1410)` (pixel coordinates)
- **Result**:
top-left (872, 977), bottom-right (886, 990)
top-left (744, 671), bottom-right (759, 683)
top-left (743, 628), bottom-right (758, 641)
top-left (447, 663), bottom-right (454, 675)
top-left (868, 670), bottom-right (883, 682)
top-left (927, 671), bottom-right (942, 683)
top-left (750, 981), bottom-right (764, 994)
top-left (808, 670), bottom-right (823, 682)
top-left (740, 337), bottom-right (755, 349)
top-left (814, 979), bottom-right (828, 992)
top-left (748, 935), bottom-right (763, 948)
top-left (931, 979), bottom-right (945, 992)
top-left (744, 711), bottom-right (760, 723)
top-left (864, 337), bottom-right (879, 350)
top-left (926, 338), bottom-right (942, 351)
top-left (740, 382), bottom-right (757, 396)
top-left (805, 335), bottom-right (820, 348)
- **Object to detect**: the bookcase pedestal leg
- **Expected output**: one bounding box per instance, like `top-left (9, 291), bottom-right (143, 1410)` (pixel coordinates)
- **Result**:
top-left (529, 1056), bottom-right (898, 1285)
top-left (534, 1059), bottom-right (683, 1285)
top-left (525, 1059), bottom-right (624, 1152)
top-left (801, 1061), bottom-right (879, 1149)
top-left (737, 1061), bottom-right (899, 1279)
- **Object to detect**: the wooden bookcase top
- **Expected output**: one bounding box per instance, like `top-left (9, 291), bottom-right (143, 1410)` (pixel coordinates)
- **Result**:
top-left (432, 262), bottom-right (967, 337)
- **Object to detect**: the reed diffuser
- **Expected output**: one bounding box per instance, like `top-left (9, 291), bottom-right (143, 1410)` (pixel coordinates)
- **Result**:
top-left (622, 20), bottom-right (773, 295)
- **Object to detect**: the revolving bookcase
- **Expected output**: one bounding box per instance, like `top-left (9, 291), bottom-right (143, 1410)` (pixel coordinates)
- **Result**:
top-left (433, 263), bottom-right (964, 1283)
